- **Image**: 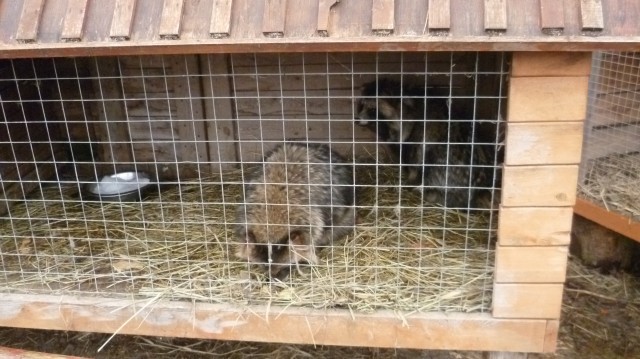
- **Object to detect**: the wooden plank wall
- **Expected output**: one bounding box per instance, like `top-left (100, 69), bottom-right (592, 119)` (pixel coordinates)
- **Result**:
top-left (494, 52), bottom-right (592, 351)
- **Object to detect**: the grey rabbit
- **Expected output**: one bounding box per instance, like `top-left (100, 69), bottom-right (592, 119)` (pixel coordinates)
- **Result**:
top-left (235, 143), bottom-right (355, 280)
top-left (356, 78), bottom-right (498, 208)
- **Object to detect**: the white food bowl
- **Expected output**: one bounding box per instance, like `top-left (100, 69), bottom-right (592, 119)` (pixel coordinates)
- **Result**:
top-left (83, 171), bottom-right (155, 202)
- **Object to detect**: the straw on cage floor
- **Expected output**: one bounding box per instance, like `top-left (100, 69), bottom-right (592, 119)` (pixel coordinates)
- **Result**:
top-left (0, 165), bottom-right (496, 313)
top-left (579, 152), bottom-right (640, 220)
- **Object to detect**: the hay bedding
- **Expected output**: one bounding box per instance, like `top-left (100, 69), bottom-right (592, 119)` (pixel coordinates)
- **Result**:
top-left (0, 165), bottom-right (495, 313)
top-left (579, 151), bottom-right (640, 220)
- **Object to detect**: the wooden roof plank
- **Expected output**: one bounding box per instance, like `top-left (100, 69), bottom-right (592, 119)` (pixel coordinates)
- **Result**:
top-left (159, 0), bottom-right (185, 39)
top-left (15, 0), bottom-right (45, 43)
top-left (427, 0), bottom-right (450, 32)
top-left (110, 0), bottom-right (137, 40)
top-left (484, 0), bottom-right (507, 32)
top-left (540, 0), bottom-right (564, 34)
top-left (317, 0), bottom-right (339, 36)
top-left (210, 0), bottom-right (233, 38)
top-left (580, 0), bottom-right (604, 31)
top-left (61, 0), bottom-right (89, 42)
top-left (262, 0), bottom-right (287, 37)
top-left (372, 0), bottom-right (395, 35)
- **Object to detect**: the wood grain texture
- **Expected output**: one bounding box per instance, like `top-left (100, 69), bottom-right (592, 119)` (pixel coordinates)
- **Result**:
top-left (15, 0), bottom-right (45, 43)
top-left (316, 0), bottom-right (339, 36)
top-left (501, 165), bottom-right (579, 207)
top-left (0, 346), bottom-right (89, 359)
top-left (484, 0), bottom-right (507, 31)
top-left (574, 198), bottom-right (640, 243)
top-left (493, 284), bottom-right (564, 319)
top-left (159, 0), bottom-right (185, 39)
top-left (0, 293), bottom-right (550, 353)
top-left (110, 0), bottom-right (137, 40)
top-left (511, 52), bottom-right (593, 77)
top-left (372, 0), bottom-right (395, 34)
top-left (505, 122), bottom-right (584, 165)
top-left (543, 320), bottom-right (560, 353)
top-left (580, 0), bottom-right (604, 31)
top-left (428, 0), bottom-right (450, 31)
top-left (495, 246), bottom-right (569, 283)
top-left (210, 0), bottom-right (233, 38)
top-left (485, 352), bottom-right (529, 359)
top-left (498, 207), bottom-right (573, 246)
top-left (61, 0), bottom-right (89, 41)
top-left (262, 0), bottom-right (287, 37)
top-left (540, 0), bottom-right (564, 33)
top-left (508, 77), bottom-right (590, 122)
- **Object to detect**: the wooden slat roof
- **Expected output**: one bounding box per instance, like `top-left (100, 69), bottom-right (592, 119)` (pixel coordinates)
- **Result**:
top-left (0, 0), bottom-right (638, 58)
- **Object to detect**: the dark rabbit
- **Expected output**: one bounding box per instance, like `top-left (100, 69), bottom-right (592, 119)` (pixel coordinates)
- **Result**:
top-left (356, 78), bottom-right (499, 208)
top-left (235, 143), bottom-right (355, 280)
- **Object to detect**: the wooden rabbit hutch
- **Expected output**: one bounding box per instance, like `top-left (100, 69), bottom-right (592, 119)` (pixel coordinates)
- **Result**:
top-left (0, 0), bottom-right (639, 356)
top-left (574, 51), bottom-right (640, 243)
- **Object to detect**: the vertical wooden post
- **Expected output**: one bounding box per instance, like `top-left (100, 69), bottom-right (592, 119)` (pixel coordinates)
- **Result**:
top-left (110, 0), bottom-right (137, 40)
top-left (372, 0), bottom-right (394, 35)
top-left (427, 0), bottom-right (450, 32)
top-left (317, 0), bottom-right (340, 36)
top-left (494, 52), bottom-right (593, 353)
top-left (262, 0), bottom-right (287, 37)
top-left (484, 0), bottom-right (507, 32)
top-left (539, 0), bottom-right (564, 34)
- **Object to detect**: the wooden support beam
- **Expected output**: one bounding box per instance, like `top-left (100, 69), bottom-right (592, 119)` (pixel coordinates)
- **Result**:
top-left (540, 0), bottom-right (564, 34)
top-left (317, 0), bottom-right (340, 36)
top-left (493, 284), bottom-right (564, 319)
top-left (580, 0), bottom-right (604, 31)
top-left (574, 198), bottom-right (640, 243)
top-left (0, 346), bottom-right (89, 359)
top-left (61, 0), bottom-right (89, 42)
top-left (484, 0), bottom-right (507, 32)
top-left (505, 122), bottom-right (584, 165)
top-left (210, 0), bottom-right (233, 38)
top-left (427, 0), bottom-right (450, 32)
top-left (495, 246), bottom-right (568, 283)
top-left (501, 165), bottom-right (579, 207)
top-left (15, 0), bottom-right (45, 43)
top-left (372, 0), bottom-right (395, 35)
top-left (159, 0), bottom-right (185, 39)
top-left (110, 0), bottom-right (137, 40)
top-left (498, 207), bottom-right (573, 246)
top-left (262, 0), bottom-right (287, 37)
top-left (0, 293), bottom-right (549, 353)
top-left (543, 320), bottom-right (561, 353)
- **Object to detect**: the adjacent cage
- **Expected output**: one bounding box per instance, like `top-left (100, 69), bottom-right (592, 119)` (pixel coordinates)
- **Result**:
top-left (0, 52), bottom-right (506, 313)
top-left (577, 52), bottom-right (640, 242)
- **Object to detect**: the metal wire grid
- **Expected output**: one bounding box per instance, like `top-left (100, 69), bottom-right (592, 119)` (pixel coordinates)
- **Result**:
top-left (0, 52), bottom-right (507, 313)
top-left (579, 52), bottom-right (640, 220)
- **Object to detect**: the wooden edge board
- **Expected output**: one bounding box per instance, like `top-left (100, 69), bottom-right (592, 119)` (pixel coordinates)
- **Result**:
top-left (0, 346), bottom-right (89, 359)
top-left (15, 0), bottom-right (45, 43)
top-left (495, 246), bottom-right (569, 283)
top-left (493, 283), bottom-right (564, 319)
top-left (61, 0), bottom-right (89, 42)
top-left (0, 293), bottom-right (548, 353)
top-left (316, 0), bottom-right (340, 36)
top-left (210, 0), bottom-right (233, 38)
top-left (427, 0), bottom-right (450, 32)
top-left (543, 320), bottom-right (560, 352)
top-left (110, 0), bottom-right (137, 40)
top-left (0, 37), bottom-right (639, 58)
top-left (159, 0), bottom-right (185, 39)
top-left (498, 206), bottom-right (573, 246)
top-left (511, 52), bottom-right (592, 77)
top-left (573, 197), bottom-right (640, 243)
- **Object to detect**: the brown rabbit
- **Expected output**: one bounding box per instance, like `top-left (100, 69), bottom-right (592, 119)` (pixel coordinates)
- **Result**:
top-left (235, 143), bottom-right (355, 280)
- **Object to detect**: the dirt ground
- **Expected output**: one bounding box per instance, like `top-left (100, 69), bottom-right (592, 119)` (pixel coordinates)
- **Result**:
top-left (1, 256), bottom-right (639, 359)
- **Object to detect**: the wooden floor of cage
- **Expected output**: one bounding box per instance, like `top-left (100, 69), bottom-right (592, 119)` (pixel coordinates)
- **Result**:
top-left (0, 165), bottom-right (497, 314)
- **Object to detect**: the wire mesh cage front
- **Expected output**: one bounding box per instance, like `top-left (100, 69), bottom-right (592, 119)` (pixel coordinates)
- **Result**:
top-left (0, 52), bottom-right (507, 314)
top-left (580, 52), bottom-right (640, 221)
